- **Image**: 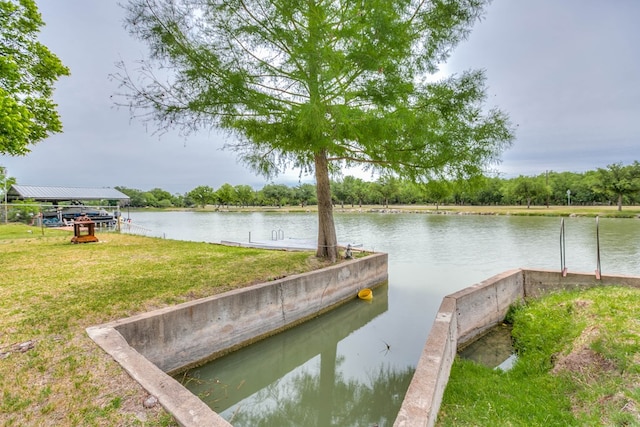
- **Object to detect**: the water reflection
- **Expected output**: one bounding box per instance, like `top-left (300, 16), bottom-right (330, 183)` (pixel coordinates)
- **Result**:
top-left (228, 364), bottom-right (413, 427)
top-left (458, 324), bottom-right (515, 370)
top-left (181, 284), bottom-right (410, 426)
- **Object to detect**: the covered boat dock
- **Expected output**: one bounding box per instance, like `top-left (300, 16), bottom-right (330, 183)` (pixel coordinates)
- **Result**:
top-left (6, 185), bottom-right (130, 227)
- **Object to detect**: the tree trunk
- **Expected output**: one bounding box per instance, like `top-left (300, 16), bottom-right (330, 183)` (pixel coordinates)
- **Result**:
top-left (315, 149), bottom-right (338, 262)
top-left (618, 193), bottom-right (623, 211)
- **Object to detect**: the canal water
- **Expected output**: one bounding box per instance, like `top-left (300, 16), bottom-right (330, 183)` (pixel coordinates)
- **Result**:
top-left (126, 211), bottom-right (640, 426)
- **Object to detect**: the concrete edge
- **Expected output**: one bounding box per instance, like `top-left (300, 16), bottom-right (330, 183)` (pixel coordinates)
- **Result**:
top-left (86, 325), bottom-right (231, 427)
top-left (393, 296), bottom-right (457, 427)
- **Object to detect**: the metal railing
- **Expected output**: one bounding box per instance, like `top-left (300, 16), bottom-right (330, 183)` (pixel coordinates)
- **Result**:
top-left (559, 217), bottom-right (601, 279)
top-left (595, 216), bottom-right (601, 279)
top-left (560, 218), bottom-right (567, 276)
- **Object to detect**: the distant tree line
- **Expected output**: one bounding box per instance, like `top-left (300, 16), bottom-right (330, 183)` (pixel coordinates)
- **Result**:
top-left (115, 161), bottom-right (640, 211)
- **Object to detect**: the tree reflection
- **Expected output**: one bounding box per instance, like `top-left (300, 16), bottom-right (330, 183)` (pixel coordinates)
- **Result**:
top-left (178, 284), bottom-right (404, 425)
top-left (228, 359), bottom-right (414, 427)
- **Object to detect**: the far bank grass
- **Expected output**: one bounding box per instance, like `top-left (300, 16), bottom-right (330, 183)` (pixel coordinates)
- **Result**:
top-left (168, 204), bottom-right (640, 218)
top-left (0, 224), bottom-right (325, 426)
top-left (438, 286), bottom-right (640, 426)
top-left (337, 204), bottom-right (640, 218)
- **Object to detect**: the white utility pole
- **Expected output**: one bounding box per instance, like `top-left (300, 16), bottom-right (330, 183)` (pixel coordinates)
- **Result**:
top-left (2, 167), bottom-right (7, 224)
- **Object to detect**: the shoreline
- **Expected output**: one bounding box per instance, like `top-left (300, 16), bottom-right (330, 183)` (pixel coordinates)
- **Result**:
top-left (129, 204), bottom-right (640, 219)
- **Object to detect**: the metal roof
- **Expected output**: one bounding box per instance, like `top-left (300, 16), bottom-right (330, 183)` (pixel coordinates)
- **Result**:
top-left (8, 185), bottom-right (130, 202)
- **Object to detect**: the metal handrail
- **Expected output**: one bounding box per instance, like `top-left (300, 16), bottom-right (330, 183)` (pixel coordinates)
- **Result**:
top-left (560, 217), bottom-right (602, 279)
top-left (595, 216), bottom-right (601, 279)
top-left (560, 218), bottom-right (567, 276)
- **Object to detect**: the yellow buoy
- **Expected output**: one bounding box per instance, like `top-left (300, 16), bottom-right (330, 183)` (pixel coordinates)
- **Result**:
top-left (357, 288), bottom-right (373, 301)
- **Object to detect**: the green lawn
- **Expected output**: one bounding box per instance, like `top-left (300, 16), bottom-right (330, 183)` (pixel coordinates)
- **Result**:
top-left (0, 224), bottom-right (324, 426)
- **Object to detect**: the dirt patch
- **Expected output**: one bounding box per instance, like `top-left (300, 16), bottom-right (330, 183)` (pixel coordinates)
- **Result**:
top-left (547, 314), bottom-right (608, 379)
top-left (572, 299), bottom-right (593, 310)
top-left (552, 347), bottom-right (616, 376)
top-left (551, 323), bottom-right (616, 377)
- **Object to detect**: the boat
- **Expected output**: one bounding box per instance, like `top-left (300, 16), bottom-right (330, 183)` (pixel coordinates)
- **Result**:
top-left (357, 288), bottom-right (373, 301)
top-left (41, 206), bottom-right (118, 227)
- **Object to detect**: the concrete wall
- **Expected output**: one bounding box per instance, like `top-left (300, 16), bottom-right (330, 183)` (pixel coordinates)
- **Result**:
top-left (87, 252), bottom-right (388, 427)
top-left (524, 269), bottom-right (640, 299)
top-left (394, 269), bottom-right (523, 427)
top-left (451, 269), bottom-right (524, 347)
top-left (395, 268), bottom-right (640, 427)
top-left (87, 259), bottom-right (640, 427)
top-left (110, 251), bottom-right (387, 373)
top-left (393, 296), bottom-right (457, 426)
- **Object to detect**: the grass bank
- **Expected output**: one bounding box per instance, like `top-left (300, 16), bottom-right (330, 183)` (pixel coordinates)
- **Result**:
top-left (0, 224), bottom-right (326, 426)
top-left (438, 286), bottom-right (640, 426)
top-left (174, 204), bottom-right (640, 218)
top-left (353, 204), bottom-right (640, 218)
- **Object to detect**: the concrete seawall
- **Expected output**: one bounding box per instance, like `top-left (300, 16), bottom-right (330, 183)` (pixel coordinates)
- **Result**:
top-left (87, 252), bottom-right (388, 427)
top-left (87, 257), bottom-right (640, 427)
top-left (395, 268), bottom-right (640, 427)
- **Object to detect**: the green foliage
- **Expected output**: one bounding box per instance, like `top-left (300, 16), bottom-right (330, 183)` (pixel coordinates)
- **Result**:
top-left (7, 157), bottom-right (638, 214)
top-left (0, 167), bottom-right (16, 214)
top-left (332, 175), bottom-right (367, 207)
top-left (216, 183), bottom-right (236, 207)
top-left (292, 183), bottom-right (316, 207)
top-left (115, 159), bottom-right (640, 210)
top-left (0, 0), bottom-right (70, 155)
top-left (422, 179), bottom-right (451, 208)
top-left (506, 175), bottom-right (550, 208)
top-left (186, 185), bottom-right (216, 208)
top-left (7, 198), bottom-right (38, 222)
top-left (115, 0), bottom-right (514, 260)
top-left (503, 299), bottom-right (525, 325)
top-left (148, 187), bottom-right (173, 204)
top-left (115, 186), bottom-right (145, 207)
top-left (234, 184), bottom-right (256, 207)
top-left (117, 0), bottom-right (513, 181)
top-left (596, 161), bottom-right (640, 211)
top-left (377, 176), bottom-right (401, 207)
top-left (260, 183), bottom-right (291, 207)
top-left (510, 295), bottom-right (584, 373)
top-left (115, 185), bottom-right (189, 207)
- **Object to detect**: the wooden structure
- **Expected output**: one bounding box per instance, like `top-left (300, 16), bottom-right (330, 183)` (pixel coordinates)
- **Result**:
top-left (71, 215), bottom-right (99, 244)
top-left (6, 185), bottom-right (130, 230)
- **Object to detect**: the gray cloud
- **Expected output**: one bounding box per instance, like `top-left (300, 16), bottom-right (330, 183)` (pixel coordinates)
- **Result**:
top-left (1, 0), bottom-right (638, 192)
top-left (445, 0), bottom-right (640, 176)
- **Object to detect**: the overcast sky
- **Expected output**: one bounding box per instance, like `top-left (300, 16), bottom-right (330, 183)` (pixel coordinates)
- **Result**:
top-left (1, 0), bottom-right (639, 194)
